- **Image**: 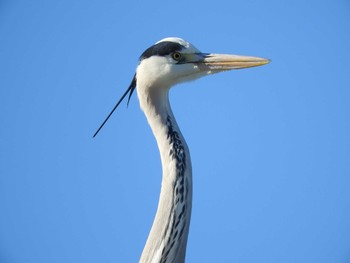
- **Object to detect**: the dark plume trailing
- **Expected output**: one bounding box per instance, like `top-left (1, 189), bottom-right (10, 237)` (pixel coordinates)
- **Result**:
top-left (93, 74), bottom-right (137, 138)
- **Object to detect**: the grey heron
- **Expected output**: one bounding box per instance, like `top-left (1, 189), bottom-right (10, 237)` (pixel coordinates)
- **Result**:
top-left (93, 37), bottom-right (269, 263)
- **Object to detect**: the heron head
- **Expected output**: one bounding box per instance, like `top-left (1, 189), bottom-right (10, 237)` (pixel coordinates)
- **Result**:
top-left (136, 37), bottom-right (270, 90)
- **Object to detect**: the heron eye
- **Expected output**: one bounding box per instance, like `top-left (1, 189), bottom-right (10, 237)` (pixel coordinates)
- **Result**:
top-left (172, 52), bottom-right (182, 61)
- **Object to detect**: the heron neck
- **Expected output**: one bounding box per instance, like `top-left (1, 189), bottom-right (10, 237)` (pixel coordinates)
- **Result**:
top-left (138, 87), bottom-right (192, 263)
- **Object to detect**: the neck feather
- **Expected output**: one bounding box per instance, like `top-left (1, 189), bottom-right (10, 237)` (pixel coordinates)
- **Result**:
top-left (138, 86), bottom-right (193, 263)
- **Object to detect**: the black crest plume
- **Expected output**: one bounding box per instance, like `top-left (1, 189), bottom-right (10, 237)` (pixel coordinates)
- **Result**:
top-left (93, 74), bottom-right (136, 138)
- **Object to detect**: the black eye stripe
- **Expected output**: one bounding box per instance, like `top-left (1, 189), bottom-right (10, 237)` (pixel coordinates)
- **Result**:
top-left (140, 42), bottom-right (184, 61)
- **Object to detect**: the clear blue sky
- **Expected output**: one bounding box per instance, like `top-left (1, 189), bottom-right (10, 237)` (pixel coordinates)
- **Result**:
top-left (1, 1), bottom-right (350, 262)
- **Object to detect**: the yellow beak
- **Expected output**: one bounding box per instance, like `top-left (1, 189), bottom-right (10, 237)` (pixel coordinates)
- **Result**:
top-left (201, 53), bottom-right (270, 70)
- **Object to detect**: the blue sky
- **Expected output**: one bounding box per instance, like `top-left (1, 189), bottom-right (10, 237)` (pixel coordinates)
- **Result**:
top-left (1, 1), bottom-right (350, 262)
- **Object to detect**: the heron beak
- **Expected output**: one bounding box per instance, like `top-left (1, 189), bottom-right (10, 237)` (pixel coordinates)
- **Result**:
top-left (198, 53), bottom-right (270, 70)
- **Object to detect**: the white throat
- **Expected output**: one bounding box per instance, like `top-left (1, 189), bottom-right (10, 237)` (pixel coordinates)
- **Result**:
top-left (137, 81), bottom-right (193, 263)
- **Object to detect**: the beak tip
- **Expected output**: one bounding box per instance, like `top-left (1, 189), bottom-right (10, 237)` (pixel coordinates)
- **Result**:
top-left (261, 58), bottom-right (271, 65)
